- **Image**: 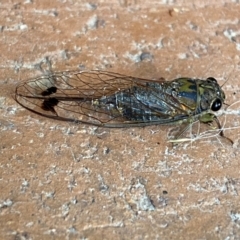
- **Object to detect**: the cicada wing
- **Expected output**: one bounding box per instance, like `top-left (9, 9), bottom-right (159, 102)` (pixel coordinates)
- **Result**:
top-left (15, 70), bottom-right (171, 126)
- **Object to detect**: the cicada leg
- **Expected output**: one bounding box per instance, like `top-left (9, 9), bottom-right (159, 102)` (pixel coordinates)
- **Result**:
top-left (200, 113), bottom-right (233, 144)
top-left (213, 116), bottom-right (233, 144)
top-left (168, 114), bottom-right (233, 145)
top-left (168, 121), bottom-right (198, 144)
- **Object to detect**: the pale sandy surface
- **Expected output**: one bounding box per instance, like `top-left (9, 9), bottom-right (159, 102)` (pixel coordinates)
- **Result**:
top-left (1, 0), bottom-right (240, 239)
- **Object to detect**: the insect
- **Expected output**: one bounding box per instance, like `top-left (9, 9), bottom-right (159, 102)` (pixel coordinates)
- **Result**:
top-left (14, 70), bottom-right (226, 140)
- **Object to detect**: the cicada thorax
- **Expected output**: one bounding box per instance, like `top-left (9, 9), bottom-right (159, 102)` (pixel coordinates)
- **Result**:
top-left (164, 77), bottom-right (225, 120)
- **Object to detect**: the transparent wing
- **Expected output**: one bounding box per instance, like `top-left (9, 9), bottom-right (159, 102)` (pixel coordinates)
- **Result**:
top-left (15, 70), bottom-right (186, 127)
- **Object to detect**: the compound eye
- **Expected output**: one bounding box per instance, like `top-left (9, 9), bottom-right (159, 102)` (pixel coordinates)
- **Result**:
top-left (211, 98), bottom-right (222, 111)
top-left (207, 77), bottom-right (217, 83)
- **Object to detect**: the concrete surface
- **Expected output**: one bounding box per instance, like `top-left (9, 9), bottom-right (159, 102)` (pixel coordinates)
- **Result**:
top-left (1, 0), bottom-right (240, 239)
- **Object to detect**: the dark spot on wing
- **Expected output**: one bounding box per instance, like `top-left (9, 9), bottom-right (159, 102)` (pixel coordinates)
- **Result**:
top-left (41, 98), bottom-right (59, 114)
top-left (41, 87), bottom-right (57, 96)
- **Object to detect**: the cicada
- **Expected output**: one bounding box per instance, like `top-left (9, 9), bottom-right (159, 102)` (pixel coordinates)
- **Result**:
top-left (14, 70), bottom-right (226, 140)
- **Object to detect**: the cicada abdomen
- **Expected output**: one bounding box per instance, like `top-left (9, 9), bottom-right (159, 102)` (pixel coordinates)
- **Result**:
top-left (14, 70), bottom-right (225, 130)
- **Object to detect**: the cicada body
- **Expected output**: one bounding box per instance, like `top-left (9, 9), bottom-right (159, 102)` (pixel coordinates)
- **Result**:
top-left (14, 70), bottom-right (225, 130)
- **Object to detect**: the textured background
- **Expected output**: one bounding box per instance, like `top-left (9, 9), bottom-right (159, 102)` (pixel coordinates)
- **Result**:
top-left (1, 0), bottom-right (240, 239)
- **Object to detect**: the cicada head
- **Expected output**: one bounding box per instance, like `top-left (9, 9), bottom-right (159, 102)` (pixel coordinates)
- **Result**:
top-left (198, 77), bottom-right (225, 112)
